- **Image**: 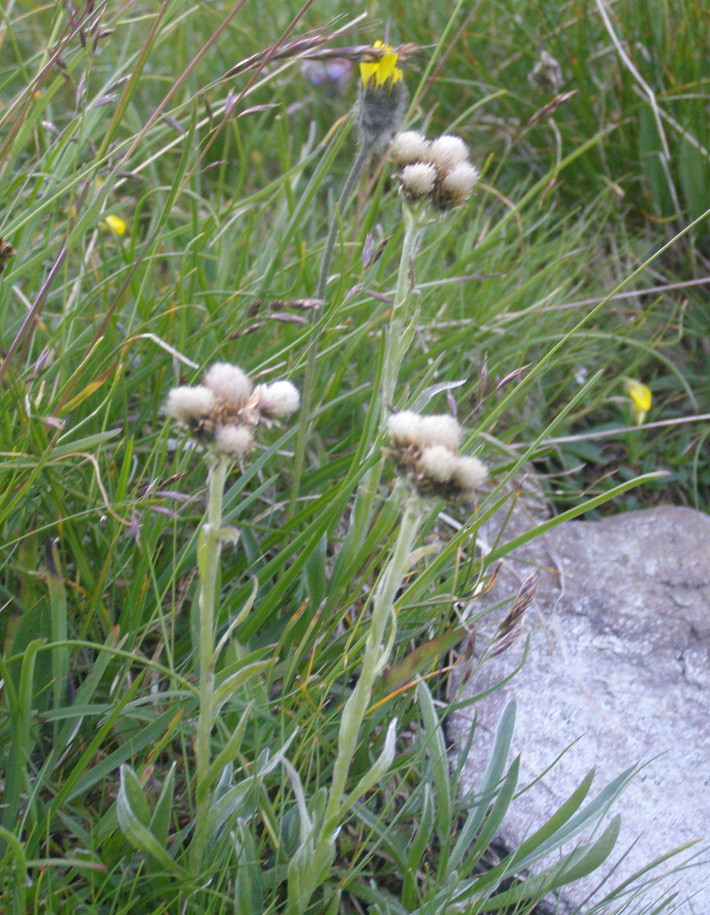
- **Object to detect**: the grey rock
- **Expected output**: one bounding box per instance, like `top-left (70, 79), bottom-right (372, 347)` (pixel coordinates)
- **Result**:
top-left (450, 502), bottom-right (710, 913)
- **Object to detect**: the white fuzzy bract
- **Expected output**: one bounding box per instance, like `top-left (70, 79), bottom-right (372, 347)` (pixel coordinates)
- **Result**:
top-left (214, 424), bottom-right (254, 458)
top-left (427, 135), bottom-right (469, 172)
top-left (452, 455), bottom-right (488, 491)
top-left (416, 414), bottom-right (463, 451)
top-left (400, 163), bottom-right (437, 199)
top-left (387, 411), bottom-right (424, 447)
top-left (204, 363), bottom-right (252, 407)
top-left (256, 381), bottom-right (301, 418)
top-left (390, 130), bottom-right (430, 165)
top-left (441, 162), bottom-right (480, 205)
top-left (419, 445), bottom-right (458, 482)
top-left (165, 385), bottom-right (215, 422)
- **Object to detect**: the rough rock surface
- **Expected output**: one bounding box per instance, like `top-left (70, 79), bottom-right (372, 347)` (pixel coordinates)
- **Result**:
top-left (450, 500), bottom-right (710, 913)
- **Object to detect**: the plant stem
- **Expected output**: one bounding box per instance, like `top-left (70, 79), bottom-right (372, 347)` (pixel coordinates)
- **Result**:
top-left (380, 205), bottom-right (421, 411)
top-left (288, 144), bottom-right (370, 519)
top-left (347, 206), bottom-right (423, 547)
top-left (190, 453), bottom-right (229, 872)
top-left (319, 493), bottom-right (422, 841)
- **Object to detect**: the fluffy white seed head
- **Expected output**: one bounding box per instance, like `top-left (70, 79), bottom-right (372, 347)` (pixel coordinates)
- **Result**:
top-left (427, 134), bottom-right (469, 172)
top-left (204, 362), bottom-right (252, 408)
top-left (390, 130), bottom-right (430, 165)
top-left (399, 163), bottom-right (437, 200)
top-left (452, 455), bottom-right (488, 492)
top-left (419, 445), bottom-right (458, 483)
top-left (214, 424), bottom-right (254, 458)
top-left (165, 385), bottom-right (215, 422)
top-left (387, 410), bottom-right (424, 447)
top-left (440, 162), bottom-right (480, 206)
top-left (415, 414), bottom-right (463, 452)
top-left (256, 380), bottom-right (300, 418)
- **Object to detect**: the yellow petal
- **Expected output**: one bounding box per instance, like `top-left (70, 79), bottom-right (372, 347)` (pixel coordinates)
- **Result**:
top-left (623, 378), bottom-right (652, 425)
top-left (101, 214), bottom-right (127, 236)
top-left (359, 40), bottom-right (402, 87)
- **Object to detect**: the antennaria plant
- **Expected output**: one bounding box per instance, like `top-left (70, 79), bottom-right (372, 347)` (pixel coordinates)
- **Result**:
top-left (0, 1), bottom-right (705, 912)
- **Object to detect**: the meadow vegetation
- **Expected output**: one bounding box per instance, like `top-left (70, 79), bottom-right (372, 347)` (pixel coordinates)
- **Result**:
top-left (1, 1), bottom-right (708, 912)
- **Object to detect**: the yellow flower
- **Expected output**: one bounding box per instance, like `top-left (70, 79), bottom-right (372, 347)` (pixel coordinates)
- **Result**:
top-left (623, 378), bottom-right (652, 425)
top-left (357, 41), bottom-right (407, 154)
top-left (100, 214), bottom-right (127, 236)
top-left (359, 41), bottom-right (403, 88)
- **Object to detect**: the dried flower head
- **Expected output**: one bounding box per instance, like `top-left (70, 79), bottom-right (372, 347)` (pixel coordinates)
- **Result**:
top-left (390, 130), bottom-right (430, 166)
top-left (165, 385), bottom-right (216, 427)
top-left (386, 409), bottom-right (487, 499)
top-left (357, 40), bottom-right (407, 154)
top-left (214, 424), bottom-right (254, 459)
top-left (391, 129), bottom-right (479, 213)
top-left (426, 135), bottom-right (470, 172)
top-left (451, 455), bottom-right (488, 491)
top-left (165, 362), bottom-right (299, 460)
top-left (418, 445), bottom-right (459, 483)
top-left (399, 163), bottom-right (437, 201)
top-left (434, 161), bottom-right (480, 210)
top-left (204, 362), bottom-right (252, 409)
top-left (254, 381), bottom-right (301, 418)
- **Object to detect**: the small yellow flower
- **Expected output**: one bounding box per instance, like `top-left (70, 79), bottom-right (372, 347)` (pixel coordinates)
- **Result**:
top-left (100, 214), bottom-right (127, 236)
top-left (623, 378), bottom-right (652, 425)
top-left (359, 40), bottom-right (403, 88)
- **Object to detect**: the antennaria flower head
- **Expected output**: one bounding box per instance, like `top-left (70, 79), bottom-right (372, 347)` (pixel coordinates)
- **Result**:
top-left (386, 408), bottom-right (487, 499)
top-left (426, 135), bottom-right (470, 172)
top-left (399, 163), bottom-right (437, 202)
top-left (165, 362), bottom-right (299, 461)
top-left (390, 130), bottom-right (430, 166)
top-left (435, 161), bottom-right (480, 210)
top-left (204, 362), bottom-right (252, 409)
top-left (390, 129), bottom-right (480, 213)
top-left (254, 381), bottom-right (301, 418)
top-left (165, 385), bottom-right (216, 425)
top-left (357, 41), bottom-right (407, 154)
top-left (214, 424), bottom-right (254, 459)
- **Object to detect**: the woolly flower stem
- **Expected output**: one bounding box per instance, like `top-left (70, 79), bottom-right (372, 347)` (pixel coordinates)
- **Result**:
top-left (190, 453), bottom-right (229, 872)
top-left (381, 205), bottom-right (422, 410)
top-left (349, 206), bottom-right (423, 543)
top-left (319, 493), bottom-right (423, 842)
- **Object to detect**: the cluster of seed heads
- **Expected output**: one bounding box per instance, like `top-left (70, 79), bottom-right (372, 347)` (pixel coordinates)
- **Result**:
top-left (390, 131), bottom-right (480, 211)
top-left (165, 362), bottom-right (300, 460)
top-left (386, 410), bottom-right (487, 498)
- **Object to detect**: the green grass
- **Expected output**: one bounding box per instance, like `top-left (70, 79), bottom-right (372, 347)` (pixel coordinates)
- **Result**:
top-left (0, 1), bottom-right (708, 912)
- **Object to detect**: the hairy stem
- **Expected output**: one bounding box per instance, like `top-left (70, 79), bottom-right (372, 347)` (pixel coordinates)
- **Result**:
top-left (319, 493), bottom-right (422, 840)
top-left (190, 453), bottom-right (229, 871)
